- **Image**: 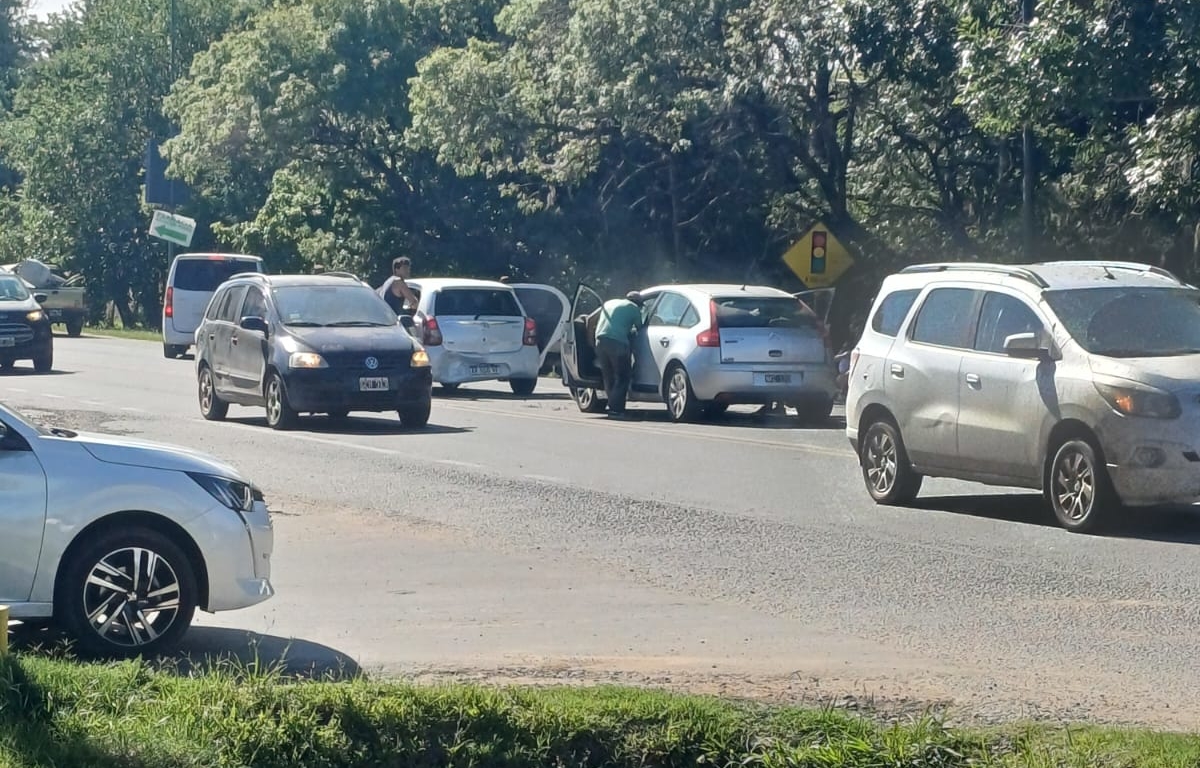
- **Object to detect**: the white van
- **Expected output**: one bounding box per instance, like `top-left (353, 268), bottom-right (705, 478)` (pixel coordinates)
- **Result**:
top-left (162, 253), bottom-right (264, 358)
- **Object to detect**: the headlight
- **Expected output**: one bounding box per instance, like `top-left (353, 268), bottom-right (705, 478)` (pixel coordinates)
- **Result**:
top-left (187, 472), bottom-right (261, 512)
top-left (25, 310), bottom-right (43, 322)
top-left (1094, 382), bottom-right (1181, 419)
top-left (411, 349), bottom-right (430, 368)
top-left (289, 352), bottom-right (327, 369)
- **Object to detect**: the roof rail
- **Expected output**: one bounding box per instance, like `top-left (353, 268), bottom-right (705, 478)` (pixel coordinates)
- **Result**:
top-left (899, 262), bottom-right (1049, 289)
top-left (1036, 260), bottom-right (1184, 285)
top-left (228, 271), bottom-right (269, 282)
top-left (321, 271), bottom-right (361, 280)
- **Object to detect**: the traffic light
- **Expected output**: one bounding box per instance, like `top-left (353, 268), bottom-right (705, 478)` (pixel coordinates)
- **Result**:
top-left (811, 231), bottom-right (827, 274)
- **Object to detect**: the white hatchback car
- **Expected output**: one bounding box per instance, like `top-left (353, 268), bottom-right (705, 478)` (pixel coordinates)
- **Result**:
top-left (401, 278), bottom-right (569, 395)
top-left (0, 401), bottom-right (274, 656)
top-left (162, 252), bottom-right (265, 359)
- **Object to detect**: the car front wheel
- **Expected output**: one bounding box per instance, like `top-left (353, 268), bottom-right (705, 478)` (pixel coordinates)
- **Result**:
top-left (399, 400), bottom-right (431, 428)
top-left (265, 372), bottom-right (297, 430)
top-left (57, 527), bottom-right (199, 658)
top-left (1047, 437), bottom-right (1117, 533)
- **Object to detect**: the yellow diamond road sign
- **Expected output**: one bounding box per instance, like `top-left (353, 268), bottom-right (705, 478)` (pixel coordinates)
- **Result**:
top-left (782, 222), bottom-right (854, 288)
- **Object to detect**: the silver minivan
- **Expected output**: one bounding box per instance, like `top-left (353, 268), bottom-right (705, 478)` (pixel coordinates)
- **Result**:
top-left (162, 253), bottom-right (264, 359)
top-left (847, 260), bottom-right (1200, 533)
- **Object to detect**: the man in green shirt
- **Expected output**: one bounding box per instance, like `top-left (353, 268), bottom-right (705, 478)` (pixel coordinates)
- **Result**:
top-left (593, 291), bottom-right (645, 418)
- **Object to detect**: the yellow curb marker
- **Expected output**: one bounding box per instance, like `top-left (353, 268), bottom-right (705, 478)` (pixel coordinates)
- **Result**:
top-left (0, 605), bottom-right (8, 655)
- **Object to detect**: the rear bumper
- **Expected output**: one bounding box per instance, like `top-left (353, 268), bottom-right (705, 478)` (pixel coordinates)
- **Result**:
top-left (428, 346), bottom-right (540, 384)
top-left (163, 323), bottom-right (196, 347)
top-left (689, 363), bottom-right (838, 404)
top-left (282, 367), bottom-right (433, 412)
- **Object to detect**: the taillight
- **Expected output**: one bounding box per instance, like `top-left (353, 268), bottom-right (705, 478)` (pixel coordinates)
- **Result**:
top-left (849, 348), bottom-right (861, 373)
top-left (164, 287), bottom-right (174, 318)
top-left (696, 299), bottom-right (720, 347)
top-left (523, 317), bottom-right (537, 346)
top-left (420, 314), bottom-right (443, 346)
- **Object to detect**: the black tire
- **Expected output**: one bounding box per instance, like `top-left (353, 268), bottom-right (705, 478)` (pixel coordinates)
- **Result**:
top-left (860, 418), bottom-right (924, 504)
top-left (0, 359), bottom-right (13, 371)
top-left (399, 400), bottom-right (431, 428)
top-left (264, 371), bottom-right (297, 430)
top-left (509, 377), bottom-right (537, 396)
top-left (702, 402), bottom-right (729, 419)
top-left (572, 387), bottom-right (608, 414)
top-left (327, 409), bottom-right (350, 422)
top-left (66, 319), bottom-right (83, 337)
top-left (56, 527), bottom-right (198, 658)
top-left (163, 344), bottom-right (181, 359)
top-left (32, 346), bottom-right (52, 373)
top-left (664, 364), bottom-right (702, 423)
top-left (1046, 437), bottom-right (1118, 533)
top-left (440, 382), bottom-right (460, 393)
top-left (197, 364), bottom-right (228, 421)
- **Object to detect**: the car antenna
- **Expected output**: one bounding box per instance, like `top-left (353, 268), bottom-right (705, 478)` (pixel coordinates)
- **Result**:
top-left (1102, 265), bottom-right (1116, 280)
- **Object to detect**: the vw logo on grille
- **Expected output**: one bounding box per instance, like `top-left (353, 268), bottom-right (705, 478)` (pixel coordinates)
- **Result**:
top-left (364, 356), bottom-right (379, 370)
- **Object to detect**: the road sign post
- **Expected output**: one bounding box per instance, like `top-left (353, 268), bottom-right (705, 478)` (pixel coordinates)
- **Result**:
top-left (781, 222), bottom-right (855, 288)
top-left (149, 209), bottom-right (196, 248)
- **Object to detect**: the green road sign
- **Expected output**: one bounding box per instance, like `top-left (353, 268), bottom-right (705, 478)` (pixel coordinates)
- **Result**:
top-left (150, 209), bottom-right (196, 248)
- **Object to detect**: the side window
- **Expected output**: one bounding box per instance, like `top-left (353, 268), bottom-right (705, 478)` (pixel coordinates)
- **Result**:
top-left (679, 304), bottom-right (700, 328)
top-left (648, 292), bottom-right (690, 327)
top-left (974, 292), bottom-right (1043, 354)
top-left (910, 288), bottom-right (981, 349)
top-left (870, 289), bottom-right (920, 337)
top-left (241, 288), bottom-right (267, 320)
top-left (216, 285), bottom-right (248, 323)
top-left (205, 288), bottom-right (227, 321)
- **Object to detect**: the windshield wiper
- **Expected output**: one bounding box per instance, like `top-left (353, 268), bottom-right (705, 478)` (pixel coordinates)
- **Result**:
top-left (325, 320), bottom-right (389, 327)
top-left (284, 321), bottom-right (325, 327)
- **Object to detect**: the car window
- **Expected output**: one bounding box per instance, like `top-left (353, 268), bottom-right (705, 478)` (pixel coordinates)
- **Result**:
top-left (172, 258), bottom-right (263, 292)
top-left (241, 288), bottom-right (267, 320)
top-left (713, 297), bottom-right (817, 329)
top-left (1044, 286), bottom-right (1200, 358)
top-left (871, 289), bottom-right (920, 336)
top-left (0, 275), bottom-right (31, 301)
top-left (648, 292), bottom-right (691, 327)
top-left (910, 288), bottom-right (980, 349)
top-left (215, 285), bottom-right (248, 323)
top-left (680, 304), bottom-right (700, 327)
top-left (974, 293), bottom-right (1043, 354)
top-left (433, 288), bottom-right (522, 317)
top-left (272, 284), bottom-right (398, 327)
top-left (205, 287), bottom-right (226, 320)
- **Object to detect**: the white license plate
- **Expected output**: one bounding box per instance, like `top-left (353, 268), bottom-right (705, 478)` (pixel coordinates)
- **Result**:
top-left (754, 372), bottom-right (797, 386)
top-left (359, 377), bottom-right (389, 391)
top-left (0, 337), bottom-right (14, 348)
top-left (469, 364), bottom-right (500, 375)
top-left (48, 309), bottom-right (62, 318)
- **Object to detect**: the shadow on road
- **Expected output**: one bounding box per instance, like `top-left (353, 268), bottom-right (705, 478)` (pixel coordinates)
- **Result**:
top-left (914, 492), bottom-right (1200, 543)
top-left (581, 406), bottom-right (848, 431)
top-left (0, 368), bottom-right (75, 376)
top-left (434, 385), bottom-right (569, 402)
top-left (8, 624), bottom-right (363, 682)
top-left (226, 414), bottom-right (472, 436)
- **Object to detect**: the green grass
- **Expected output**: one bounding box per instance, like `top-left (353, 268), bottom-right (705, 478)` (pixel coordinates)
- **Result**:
top-left (1, 653), bottom-right (1199, 767)
top-left (80, 322), bottom-right (160, 342)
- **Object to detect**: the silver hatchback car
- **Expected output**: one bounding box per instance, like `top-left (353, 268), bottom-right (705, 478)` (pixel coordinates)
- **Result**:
top-left (562, 283), bottom-right (839, 422)
top-left (847, 260), bottom-right (1200, 533)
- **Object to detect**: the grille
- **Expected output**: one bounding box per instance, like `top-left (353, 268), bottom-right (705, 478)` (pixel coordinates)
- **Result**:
top-left (324, 351), bottom-right (412, 371)
top-left (0, 323), bottom-right (34, 343)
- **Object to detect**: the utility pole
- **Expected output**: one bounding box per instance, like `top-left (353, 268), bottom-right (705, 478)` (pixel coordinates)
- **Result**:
top-left (166, 0), bottom-right (178, 267)
top-left (1021, 0), bottom-right (1036, 261)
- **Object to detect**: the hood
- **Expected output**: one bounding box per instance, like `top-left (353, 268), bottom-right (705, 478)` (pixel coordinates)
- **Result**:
top-left (69, 431), bottom-right (245, 478)
top-left (0, 298), bottom-right (39, 317)
top-left (289, 325), bottom-right (415, 355)
top-left (1088, 353), bottom-right (1200, 393)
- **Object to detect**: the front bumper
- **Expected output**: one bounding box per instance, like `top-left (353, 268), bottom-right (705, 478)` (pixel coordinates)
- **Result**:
top-left (0, 321), bottom-right (51, 361)
top-left (283, 366), bottom-right (433, 412)
top-left (690, 362), bottom-right (839, 405)
top-left (429, 347), bottom-right (540, 385)
top-left (185, 498), bottom-right (275, 613)
top-left (1098, 413), bottom-right (1200, 506)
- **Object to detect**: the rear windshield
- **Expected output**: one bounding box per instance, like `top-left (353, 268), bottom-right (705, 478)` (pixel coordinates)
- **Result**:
top-left (714, 297), bottom-right (818, 329)
top-left (434, 288), bottom-right (522, 317)
top-left (173, 258), bottom-right (263, 292)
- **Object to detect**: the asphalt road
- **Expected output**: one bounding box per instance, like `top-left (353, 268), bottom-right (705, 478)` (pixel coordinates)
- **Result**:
top-left (5, 334), bottom-right (1200, 728)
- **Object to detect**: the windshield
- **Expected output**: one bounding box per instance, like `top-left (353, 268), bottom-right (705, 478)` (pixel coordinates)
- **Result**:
top-left (272, 285), bottom-right (399, 327)
top-left (0, 275), bottom-right (31, 302)
top-left (1044, 286), bottom-right (1200, 357)
top-left (714, 297), bottom-right (818, 329)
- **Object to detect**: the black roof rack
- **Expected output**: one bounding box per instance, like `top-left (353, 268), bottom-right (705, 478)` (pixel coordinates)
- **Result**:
top-left (899, 262), bottom-right (1049, 289)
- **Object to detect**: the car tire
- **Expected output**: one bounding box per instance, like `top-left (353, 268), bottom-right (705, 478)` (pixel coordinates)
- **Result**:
top-left (197, 364), bottom-right (229, 421)
top-left (509, 378), bottom-right (537, 396)
top-left (440, 382), bottom-right (460, 393)
top-left (1046, 437), bottom-right (1117, 534)
top-left (572, 387), bottom-right (608, 414)
top-left (399, 400), bottom-right (431, 428)
top-left (264, 371), bottom-right (298, 430)
top-left (860, 418), bottom-right (923, 504)
top-left (702, 402), bottom-right (729, 419)
top-left (163, 344), bottom-right (182, 359)
top-left (0, 359), bottom-right (13, 371)
top-left (665, 364), bottom-right (702, 423)
top-left (795, 398), bottom-right (834, 425)
top-left (66, 319), bottom-right (83, 337)
top-left (327, 409), bottom-right (350, 422)
top-left (32, 346), bottom-right (52, 373)
top-left (56, 526), bottom-right (198, 658)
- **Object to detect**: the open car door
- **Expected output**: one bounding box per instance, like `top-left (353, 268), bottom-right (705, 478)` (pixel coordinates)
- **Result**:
top-left (510, 283), bottom-right (570, 374)
top-left (560, 283), bottom-right (609, 412)
top-left (793, 287), bottom-right (835, 325)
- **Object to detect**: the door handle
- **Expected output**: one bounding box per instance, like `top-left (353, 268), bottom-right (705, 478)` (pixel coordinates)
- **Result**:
top-left (889, 363), bottom-right (905, 379)
top-left (965, 373), bottom-right (981, 387)
top-left (208, 334), bottom-right (215, 341)
top-left (659, 337), bottom-right (670, 347)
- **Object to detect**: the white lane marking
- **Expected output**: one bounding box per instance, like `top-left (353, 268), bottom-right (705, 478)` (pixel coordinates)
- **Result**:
top-left (190, 418), bottom-right (422, 459)
top-left (524, 473), bottom-right (568, 484)
top-left (42, 393), bottom-right (64, 400)
top-left (121, 407), bottom-right (148, 413)
top-left (6, 387), bottom-right (26, 393)
top-left (436, 459), bottom-right (483, 469)
top-left (82, 400), bottom-right (104, 406)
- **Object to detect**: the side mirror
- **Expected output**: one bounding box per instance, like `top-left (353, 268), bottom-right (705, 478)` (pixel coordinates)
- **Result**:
top-left (239, 316), bottom-right (269, 335)
top-left (32, 293), bottom-right (47, 304)
top-left (1003, 331), bottom-right (1048, 358)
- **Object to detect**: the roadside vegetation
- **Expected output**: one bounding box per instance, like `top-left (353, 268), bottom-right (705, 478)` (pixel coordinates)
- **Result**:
top-left (1, 652), bottom-right (1198, 768)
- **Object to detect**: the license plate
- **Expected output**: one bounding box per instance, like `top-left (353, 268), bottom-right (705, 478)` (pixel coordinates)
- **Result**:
top-left (48, 309), bottom-right (62, 318)
top-left (0, 337), bottom-right (13, 348)
top-left (359, 377), bottom-right (389, 391)
top-left (754, 372), bottom-right (796, 385)
top-left (469, 364), bottom-right (500, 375)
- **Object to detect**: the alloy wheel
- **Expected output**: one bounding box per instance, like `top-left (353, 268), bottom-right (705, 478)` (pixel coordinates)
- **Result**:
top-left (865, 428), bottom-right (898, 495)
top-left (82, 547), bottom-right (182, 648)
top-left (1053, 447), bottom-right (1095, 522)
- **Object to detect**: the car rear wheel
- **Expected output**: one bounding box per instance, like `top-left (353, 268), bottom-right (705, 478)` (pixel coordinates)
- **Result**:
top-left (1047, 437), bottom-right (1117, 533)
top-left (197, 365), bottom-right (228, 421)
top-left (265, 372), bottom-right (297, 430)
top-left (860, 419), bottom-right (923, 504)
top-left (57, 527), bottom-right (198, 658)
top-left (399, 400), bottom-right (431, 428)
top-left (163, 344), bottom-right (185, 359)
top-left (66, 319), bottom-right (83, 337)
top-left (509, 378), bottom-right (537, 396)
top-left (665, 365), bottom-right (702, 423)
top-left (572, 387), bottom-right (607, 413)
